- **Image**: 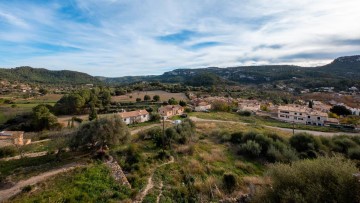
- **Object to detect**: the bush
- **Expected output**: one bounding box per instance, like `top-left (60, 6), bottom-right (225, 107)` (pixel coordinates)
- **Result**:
top-left (253, 157), bottom-right (360, 203)
top-left (21, 185), bottom-right (33, 193)
top-left (238, 140), bottom-right (262, 157)
top-left (230, 132), bottom-right (243, 144)
top-left (222, 173), bottom-right (237, 194)
top-left (348, 147), bottom-right (360, 160)
top-left (238, 110), bottom-right (251, 116)
top-left (332, 137), bottom-right (358, 153)
top-left (266, 145), bottom-right (298, 163)
top-left (289, 133), bottom-right (321, 153)
top-left (0, 146), bottom-right (17, 158)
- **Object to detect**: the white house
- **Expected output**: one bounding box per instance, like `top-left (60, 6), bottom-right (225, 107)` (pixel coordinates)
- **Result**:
top-left (277, 105), bottom-right (328, 126)
top-left (194, 102), bottom-right (211, 112)
top-left (349, 107), bottom-right (360, 116)
top-left (118, 110), bottom-right (150, 125)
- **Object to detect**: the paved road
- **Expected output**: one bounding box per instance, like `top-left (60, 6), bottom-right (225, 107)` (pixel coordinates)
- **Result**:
top-left (189, 116), bottom-right (360, 137)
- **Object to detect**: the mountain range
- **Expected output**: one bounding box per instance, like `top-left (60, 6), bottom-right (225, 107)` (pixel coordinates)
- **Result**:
top-left (1, 55), bottom-right (359, 89)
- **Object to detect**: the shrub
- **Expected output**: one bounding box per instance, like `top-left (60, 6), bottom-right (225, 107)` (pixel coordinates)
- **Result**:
top-left (254, 157), bottom-right (360, 203)
top-left (348, 147), bottom-right (360, 160)
top-left (289, 133), bottom-right (321, 153)
top-left (238, 110), bottom-right (251, 116)
top-left (222, 173), bottom-right (237, 194)
top-left (238, 140), bottom-right (262, 157)
top-left (0, 146), bottom-right (17, 158)
top-left (230, 132), bottom-right (243, 144)
top-left (332, 137), bottom-right (358, 153)
top-left (266, 145), bottom-right (298, 163)
top-left (21, 185), bottom-right (33, 193)
top-left (242, 132), bottom-right (272, 155)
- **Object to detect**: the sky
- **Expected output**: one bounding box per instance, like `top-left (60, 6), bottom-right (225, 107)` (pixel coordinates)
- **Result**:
top-left (0, 0), bottom-right (359, 77)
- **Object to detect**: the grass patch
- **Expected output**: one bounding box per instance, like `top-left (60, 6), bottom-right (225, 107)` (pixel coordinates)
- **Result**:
top-left (0, 152), bottom-right (88, 182)
top-left (11, 163), bottom-right (132, 203)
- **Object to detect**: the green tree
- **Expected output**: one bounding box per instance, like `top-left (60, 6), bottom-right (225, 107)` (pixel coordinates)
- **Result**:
top-left (89, 103), bottom-right (98, 121)
top-left (71, 115), bottom-right (130, 150)
top-left (308, 100), bottom-right (313, 108)
top-left (168, 97), bottom-right (178, 105)
top-left (31, 104), bottom-right (60, 131)
top-left (39, 88), bottom-right (48, 95)
top-left (179, 100), bottom-right (187, 107)
top-left (153, 95), bottom-right (160, 102)
top-left (144, 95), bottom-right (151, 101)
top-left (330, 105), bottom-right (352, 116)
top-left (54, 93), bottom-right (86, 115)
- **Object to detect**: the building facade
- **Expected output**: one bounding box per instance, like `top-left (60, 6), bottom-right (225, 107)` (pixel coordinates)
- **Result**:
top-left (158, 105), bottom-right (184, 118)
top-left (118, 110), bottom-right (150, 125)
top-left (277, 105), bottom-right (328, 126)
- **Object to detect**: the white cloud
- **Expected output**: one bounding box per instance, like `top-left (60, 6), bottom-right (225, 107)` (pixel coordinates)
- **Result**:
top-left (0, 0), bottom-right (359, 76)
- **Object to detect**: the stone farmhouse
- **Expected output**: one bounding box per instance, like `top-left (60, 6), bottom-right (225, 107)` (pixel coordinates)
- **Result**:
top-left (158, 105), bottom-right (184, 118)
top-left (0, 131), bottom-right (31, 145)
top-left (277, 105), bottom-right (328, 126)
top-left (118, 110), bottom-right (150, 125)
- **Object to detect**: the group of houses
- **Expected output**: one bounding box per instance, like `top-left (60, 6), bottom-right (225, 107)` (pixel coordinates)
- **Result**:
top-left (117, 105), bottom-right (186, 125)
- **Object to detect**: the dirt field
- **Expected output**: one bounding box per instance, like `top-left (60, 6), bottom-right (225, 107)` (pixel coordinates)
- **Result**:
top-left (112, 90), bottom-right (188, 102)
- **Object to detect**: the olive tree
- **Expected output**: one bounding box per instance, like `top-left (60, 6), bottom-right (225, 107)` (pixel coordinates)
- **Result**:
top-left (70, 115), bottom-right (130, 150)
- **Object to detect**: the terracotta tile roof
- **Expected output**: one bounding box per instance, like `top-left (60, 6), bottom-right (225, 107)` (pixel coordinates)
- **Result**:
top-left (118, 110), bottom-right (149, 118)
top-left (159, 105), bottom-right (183, 112)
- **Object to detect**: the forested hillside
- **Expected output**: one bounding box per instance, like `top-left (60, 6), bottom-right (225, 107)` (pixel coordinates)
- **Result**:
top-left (0, 66), bottom-right (101, 85)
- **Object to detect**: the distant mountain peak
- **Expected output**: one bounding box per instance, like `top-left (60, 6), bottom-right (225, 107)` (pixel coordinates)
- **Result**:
top-left (333, 55), bottom-right (360, 63)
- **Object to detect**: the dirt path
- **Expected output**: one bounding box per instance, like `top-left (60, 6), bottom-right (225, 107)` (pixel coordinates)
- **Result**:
top-left (134, 156), bottom-right (174, 203)
top-left (130, 123), bottom-right (161, 135)
top-left (156, 181), bottom-right (164, 203)
top-left (0, 151), bottom-right (48, 161)
top-left (0, 162), bottom-right (83, 202)
top-left (190, 116), bottom-right (360, 137)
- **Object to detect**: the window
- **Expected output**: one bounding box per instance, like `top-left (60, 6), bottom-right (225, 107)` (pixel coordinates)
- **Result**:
top-left (294, 113), bottom-right (297, 115)
top-left (317, 117), bottom-right (320, 120)
top-left (300, 113), bottom-right (302, 115)
top-left (280, 111), bottom-right (290, 114)
top-left (308, 116), bottom-right (310, 118)
top-left (280, 115), bottom-right (285, 118)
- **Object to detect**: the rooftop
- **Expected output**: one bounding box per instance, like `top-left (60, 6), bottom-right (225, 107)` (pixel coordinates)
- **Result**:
top-left (118, 110), bottom-right (149, 118)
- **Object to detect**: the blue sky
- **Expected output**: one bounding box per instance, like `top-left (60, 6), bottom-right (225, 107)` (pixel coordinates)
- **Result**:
top-left (0, 0), bottom-right (359, 76)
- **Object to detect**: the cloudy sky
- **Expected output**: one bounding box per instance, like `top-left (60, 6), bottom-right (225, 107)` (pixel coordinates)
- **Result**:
top-left (0, 0), bottom-right (359, 76)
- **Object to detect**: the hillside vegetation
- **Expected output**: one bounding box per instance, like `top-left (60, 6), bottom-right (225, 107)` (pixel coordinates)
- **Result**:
top-left (0, 66), bottom-right (101, 85)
